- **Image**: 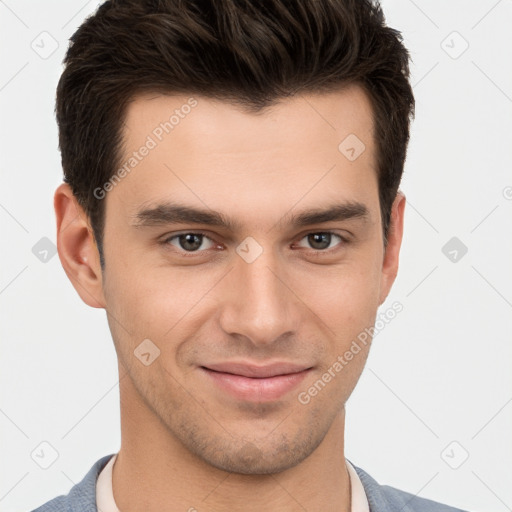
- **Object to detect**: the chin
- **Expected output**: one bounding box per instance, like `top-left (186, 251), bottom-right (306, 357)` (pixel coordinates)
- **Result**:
top-left (178, 423), bottom-right (326, 475)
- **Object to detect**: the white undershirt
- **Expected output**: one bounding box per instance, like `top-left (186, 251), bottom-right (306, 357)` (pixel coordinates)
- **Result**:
top-left (96, 453), bottom-right (369, 511)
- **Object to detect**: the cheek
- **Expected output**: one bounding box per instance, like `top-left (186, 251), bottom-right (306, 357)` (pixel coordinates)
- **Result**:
top-left (295, 269), bottom-right (379, 407)
top-left (102, 258), bottom-right (225, 358)
top-left (293, 259), bottom-right (382, 339)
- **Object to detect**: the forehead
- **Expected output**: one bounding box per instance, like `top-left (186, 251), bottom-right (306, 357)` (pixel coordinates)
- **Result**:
top-left (121, 84), bottom-right (375, 157)
top-left (109, 85), bottom-right (379, 228)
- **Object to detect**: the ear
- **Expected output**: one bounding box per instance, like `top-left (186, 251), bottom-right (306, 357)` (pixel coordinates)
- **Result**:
top-left (378, 190), bottom-right (406, 305)
top-left (54, 183), bottom-right (106, 308)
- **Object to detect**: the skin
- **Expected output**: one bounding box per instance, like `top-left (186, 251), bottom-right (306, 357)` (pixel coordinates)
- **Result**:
top-left (55, 83), bottom-right (405, 511)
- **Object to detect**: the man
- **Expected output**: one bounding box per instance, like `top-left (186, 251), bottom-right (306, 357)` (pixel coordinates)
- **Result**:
top-left (33, 0), bottom-right (468, 510)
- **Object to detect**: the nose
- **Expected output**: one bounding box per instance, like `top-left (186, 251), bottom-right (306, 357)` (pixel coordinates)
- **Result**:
top-left (217, 244), bottom-right (302, 347)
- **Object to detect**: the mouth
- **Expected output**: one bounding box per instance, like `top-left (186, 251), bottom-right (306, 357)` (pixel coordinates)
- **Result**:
top-left (200, 362), bottom-right (313, 402)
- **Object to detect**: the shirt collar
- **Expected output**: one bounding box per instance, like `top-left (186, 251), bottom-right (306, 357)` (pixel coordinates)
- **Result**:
top-left (97, 453), bottom-right (370, 511)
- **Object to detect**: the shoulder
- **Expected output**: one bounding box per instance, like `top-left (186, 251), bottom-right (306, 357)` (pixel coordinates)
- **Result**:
top-left (350, 461), bottom-right (469, 512)
top-left (30, 454), bottom-right (115, 512)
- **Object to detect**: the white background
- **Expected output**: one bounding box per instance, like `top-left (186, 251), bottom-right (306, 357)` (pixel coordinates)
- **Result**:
top-left (1, 1), bottom-right (511, 511)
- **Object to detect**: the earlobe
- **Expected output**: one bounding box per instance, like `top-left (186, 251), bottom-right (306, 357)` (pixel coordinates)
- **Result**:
top-left (54, 183), bottom-right (106, 309)
top-left (378, 190), bottom-right (406, 305)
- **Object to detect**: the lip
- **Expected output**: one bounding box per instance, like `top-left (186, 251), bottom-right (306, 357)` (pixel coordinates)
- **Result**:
top-left (200, 361), bottom-right (313, 402)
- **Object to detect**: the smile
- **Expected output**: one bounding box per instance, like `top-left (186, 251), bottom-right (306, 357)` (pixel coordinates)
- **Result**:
top-left (200, 363), bottom-right (312, 402)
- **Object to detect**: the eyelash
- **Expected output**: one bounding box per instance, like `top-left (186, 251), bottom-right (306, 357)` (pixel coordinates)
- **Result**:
top-left (160, 231), bottom-right (349, 258)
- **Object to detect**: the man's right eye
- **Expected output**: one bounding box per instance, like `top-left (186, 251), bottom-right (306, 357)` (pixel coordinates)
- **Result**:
top-left (162, 232), bottom-right (219, 254)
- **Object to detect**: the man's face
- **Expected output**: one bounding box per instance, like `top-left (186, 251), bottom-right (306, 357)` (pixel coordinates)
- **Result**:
top-left (97, 84), bottom-right (401, 474)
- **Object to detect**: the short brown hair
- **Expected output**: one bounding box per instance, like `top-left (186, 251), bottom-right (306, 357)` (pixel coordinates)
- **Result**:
top-left (56, 0), bottom-right (415, 267)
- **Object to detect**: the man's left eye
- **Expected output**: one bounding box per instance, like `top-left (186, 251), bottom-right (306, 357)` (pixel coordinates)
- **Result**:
top-left (296, 232), bottom-right (345, 251)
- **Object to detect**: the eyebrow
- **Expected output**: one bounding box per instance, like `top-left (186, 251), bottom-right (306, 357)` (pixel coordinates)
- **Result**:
top-left (131, 200), bottom-right (370, 232)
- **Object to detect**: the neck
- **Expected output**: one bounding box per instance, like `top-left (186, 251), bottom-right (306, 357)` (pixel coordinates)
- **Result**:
top-left (112, 370), bottom-right (351, 512)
